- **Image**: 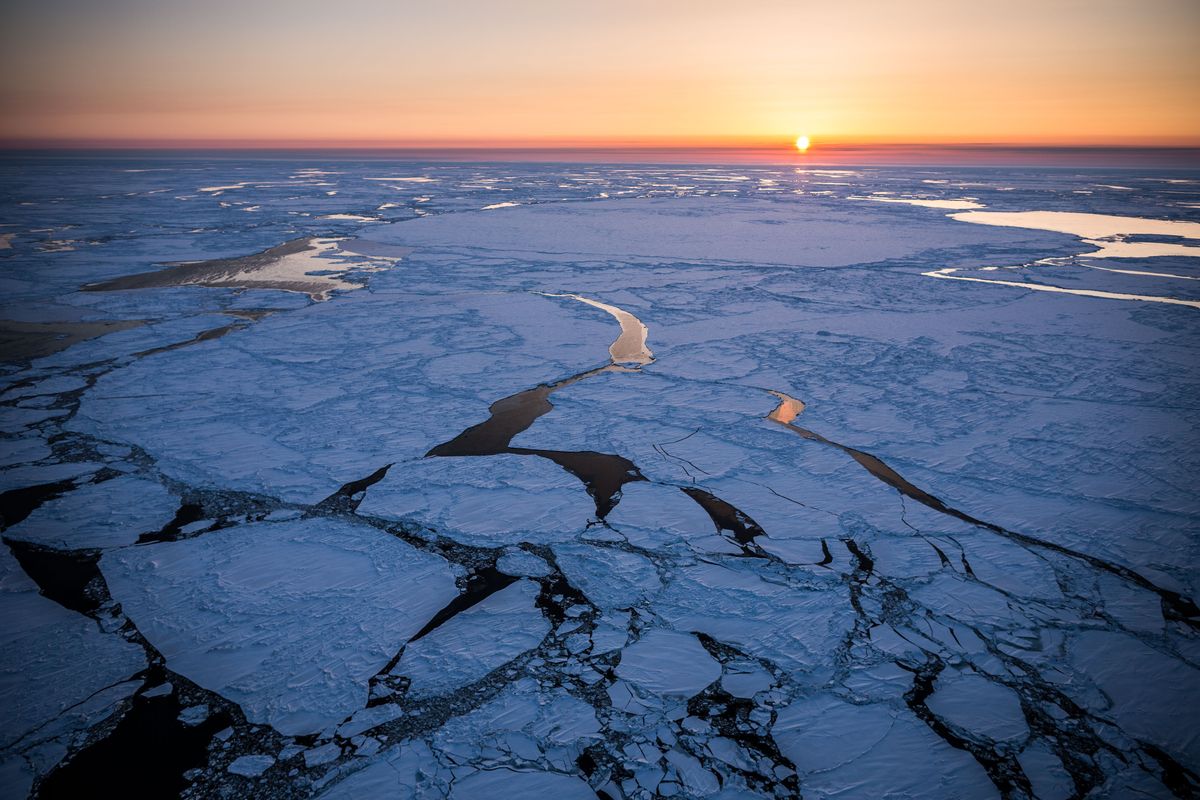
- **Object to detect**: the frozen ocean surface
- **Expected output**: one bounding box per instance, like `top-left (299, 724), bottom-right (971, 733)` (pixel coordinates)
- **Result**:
top-left (1, 154), bottom-right (1198, 799)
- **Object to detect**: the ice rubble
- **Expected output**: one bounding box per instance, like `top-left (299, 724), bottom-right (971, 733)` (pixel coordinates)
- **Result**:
top-left (100, 518), bottom-right (458, 735)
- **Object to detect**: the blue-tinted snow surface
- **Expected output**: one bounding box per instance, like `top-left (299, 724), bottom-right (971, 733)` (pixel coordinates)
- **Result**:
top-left (1, 154), bottom-right (1199, 798)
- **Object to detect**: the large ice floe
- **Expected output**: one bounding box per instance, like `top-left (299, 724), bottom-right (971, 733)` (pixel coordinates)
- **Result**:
top-left (2, 157), bottom-right (1199, 799)
top-left (100, 518), bottom-right (458, 735)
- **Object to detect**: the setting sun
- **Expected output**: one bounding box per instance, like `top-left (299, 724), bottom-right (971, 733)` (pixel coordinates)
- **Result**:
top-left (795, 135), bottom-right (811, 152)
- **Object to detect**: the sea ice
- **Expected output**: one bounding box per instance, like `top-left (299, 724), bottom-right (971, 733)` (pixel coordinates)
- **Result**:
top-left (4, 159), bottom-right (1198, 798)
top-left (365, 196), bottom-right (1063, 267)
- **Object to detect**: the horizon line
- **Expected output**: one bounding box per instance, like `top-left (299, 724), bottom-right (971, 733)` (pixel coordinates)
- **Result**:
top-left (4, 141), bottom-right (1199, 167)
top-left (4, 138), bottom-right (1200, 149)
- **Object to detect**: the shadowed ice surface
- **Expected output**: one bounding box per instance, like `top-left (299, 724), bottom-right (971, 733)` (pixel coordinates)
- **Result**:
top-left (1, 154), bottom-right (1199, 799)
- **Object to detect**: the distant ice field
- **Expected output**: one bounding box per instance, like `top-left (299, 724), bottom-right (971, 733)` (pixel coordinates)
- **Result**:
top-left (1, 155), bottom-right (1198, 799)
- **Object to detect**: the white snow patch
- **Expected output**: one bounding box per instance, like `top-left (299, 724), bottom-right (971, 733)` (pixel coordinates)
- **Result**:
top-left (317, 213), bottom-right (381, 222)
top-left (949, 210), bottom-right (1200, 241)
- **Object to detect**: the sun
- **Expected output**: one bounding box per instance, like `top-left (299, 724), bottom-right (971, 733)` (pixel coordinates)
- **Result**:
top-left (794, 135), bottom-right (811, 153)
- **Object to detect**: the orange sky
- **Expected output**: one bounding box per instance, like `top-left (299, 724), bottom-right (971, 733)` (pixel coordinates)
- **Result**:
top-left (1, 0), bottom-right (1198, 147)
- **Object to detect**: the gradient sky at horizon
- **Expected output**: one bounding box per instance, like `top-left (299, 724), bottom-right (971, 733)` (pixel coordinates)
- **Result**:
top-left (2, 0), bottom-right (1198, 147)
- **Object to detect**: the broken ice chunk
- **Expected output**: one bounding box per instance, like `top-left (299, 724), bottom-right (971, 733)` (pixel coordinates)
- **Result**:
top-left (0, 548), bottom-right (146, 782)
top-left (720, 661), bottom-right (773, 699)
top-left (0, 438), bottom-right (52, 468)
top-left (774, 696), bottom-right (995, 798)
top-left (553, 543), bottom-right (661, 610)
top-left (605, 482), bottom-right (716, 549)
top-left (495, 548), bottom-right (552, 578)
top-left (6, 476), bottom-right (178, 549)
top-left (926, 670), bottom-right (1028, 744)
top-left (1017, 741), bottom-right (1074, 800)
top-left (304, 742), bottom-right (341, 768)
top-left (392, 580), bottom-right (549, 697)
top-left (1070, 630), bottom-right (1200, 769)
top-left (616, 629), bottom-right (720, 698)
top-left (178, 704), bottom-right (210, 727)
top-left (227, 754), bottom-right (275, 777)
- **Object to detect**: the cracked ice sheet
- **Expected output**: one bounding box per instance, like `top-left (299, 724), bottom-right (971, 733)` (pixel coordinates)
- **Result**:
top-left (6, 476), bottom-right (178, 549)
top-left (392, 579), bottom-right (549, 697)
top-left (99, 517), bottom-right (457, 735)
top-left (69, 291), bottom-right (611, 504)
top-left (506, 370), bottom-right (908, 508)
top-left (515, 282), bottom-right (1200, 595)
top-left (358, 455), bottom-right (594, 546)
top-left (0, 548), bottom-right (145, 795)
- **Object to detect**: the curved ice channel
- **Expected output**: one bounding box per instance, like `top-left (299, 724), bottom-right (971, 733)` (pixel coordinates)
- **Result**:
top-left (540, 293), bottom-right (654, 365)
